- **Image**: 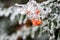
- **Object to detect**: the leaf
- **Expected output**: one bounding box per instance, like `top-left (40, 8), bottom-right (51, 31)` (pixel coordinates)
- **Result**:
top-left (48, 20), bottom-right (51, 29)
top-left (22, 14), bottom-right (26, 21)
top-left (53, 20), bottom-right (57, 27)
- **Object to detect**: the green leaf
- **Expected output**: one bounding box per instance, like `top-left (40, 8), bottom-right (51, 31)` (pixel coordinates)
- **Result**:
top-left (48, 20), bottom-right (51, 29)
top-left (22, 14), bottom-right (26, 21)
top-left (53, 20), bottom-right (57, 27)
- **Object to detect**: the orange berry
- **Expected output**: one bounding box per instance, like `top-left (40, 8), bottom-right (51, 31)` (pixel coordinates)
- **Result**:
top-left (35, 10), bottom-right (40, 14)
top-left (36, 20), bottom-right (42, 25)
top-left (31, 18), bottom-right (42, 26)
top-left (27, 10), bottom-right (31, 15)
